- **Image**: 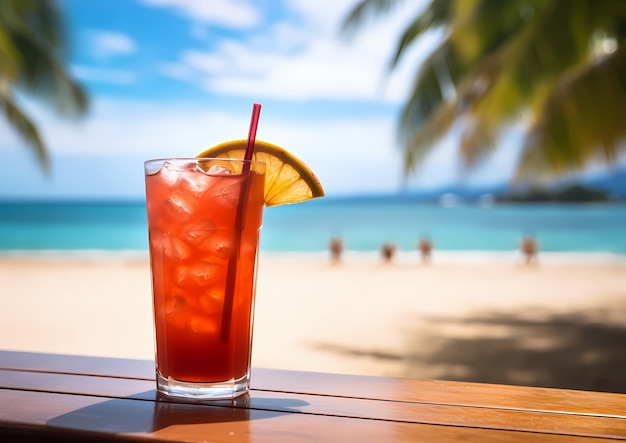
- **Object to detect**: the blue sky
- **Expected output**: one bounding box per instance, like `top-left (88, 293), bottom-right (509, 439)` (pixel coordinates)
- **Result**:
top-left (1, 0), bottom-right (534, 200)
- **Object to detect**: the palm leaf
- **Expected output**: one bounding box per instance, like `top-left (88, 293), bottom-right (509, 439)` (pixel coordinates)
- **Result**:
top-left (388, 0), bottom-right (454, 68)
top-left (398, 0), bottom-right (534, 169)
top-left (10, 18), bottom-right (88, 116)
top-left (0, 0), bottom-right (88, 173)
top-left (343, 0), bottom-right (626, 180)
top-left (403, 98), bottom-right (457, 175)
top-left (399, 44), bottom-right (449, 137)
top-left (0, 28), bottom-right (19, 79)
top-left (0, 93), bottom-right (48, 171)
top-left (426, 0), bottom-right (599, 168)
top-left (516, 44), bottom-right (626, 181)
top-left (341, 0), bottom-right (401, 37)
top-left (399, 35), bottom-right (503, 168)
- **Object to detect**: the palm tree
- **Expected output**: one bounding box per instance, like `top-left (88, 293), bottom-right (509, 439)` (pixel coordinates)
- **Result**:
top-left (0, 0), bottom-right (88, 172)
top-left (343, 0), bottom-right (626, 183)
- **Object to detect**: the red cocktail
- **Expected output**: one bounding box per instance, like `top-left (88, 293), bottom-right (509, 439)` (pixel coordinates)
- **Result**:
top-left (145, 158), bottom-right (265, 399)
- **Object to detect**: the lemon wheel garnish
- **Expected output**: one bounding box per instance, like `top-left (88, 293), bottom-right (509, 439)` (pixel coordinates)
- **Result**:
top-left (196, 139), bottom-right (325, 207)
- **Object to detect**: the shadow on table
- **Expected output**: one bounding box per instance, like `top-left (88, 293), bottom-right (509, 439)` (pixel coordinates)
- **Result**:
top-left (46, 391), bottom-right (308, 438)
top-left (315, 301), bottom-right (626, 394)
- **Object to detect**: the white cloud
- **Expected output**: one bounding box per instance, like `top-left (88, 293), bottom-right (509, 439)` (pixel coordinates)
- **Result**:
top-left (139, 0), bottom-right (260, 29)
top-left (158, 0), bottom-right (433, 104)
top-left (88, 31), bottom-right (137, 59)
top-left (249, 21), bottom-right (310, 53)
top-left (194, 39), bottom-right (387, 101)
top-left (285, 0), bottom-right (357, 33)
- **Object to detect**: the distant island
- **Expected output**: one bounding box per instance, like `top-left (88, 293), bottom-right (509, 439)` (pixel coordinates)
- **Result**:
top-left (496, 184), bottom-right (611, 203)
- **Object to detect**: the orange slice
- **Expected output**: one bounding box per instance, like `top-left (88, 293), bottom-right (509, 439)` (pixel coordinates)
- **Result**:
top-left (196, 139), bottom-right (324, 207)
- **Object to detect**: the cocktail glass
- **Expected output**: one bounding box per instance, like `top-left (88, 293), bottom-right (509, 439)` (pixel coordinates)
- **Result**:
top-left (144, 157), bottom-right (266, 400)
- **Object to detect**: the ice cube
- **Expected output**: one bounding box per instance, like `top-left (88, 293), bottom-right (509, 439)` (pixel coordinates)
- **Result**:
top-left (181, 220), bottom-right (217, 246)
top-left (163, 236), bottom-right (192, 260)
top-left (187, 315), bottom-right (218, 335)
top-left (180, 165), bottom-right (215, 197)
top-left (165, 310), bottom-right (185, 329)
top-left (165, 194), bottom-right (197, 219)
top-left (160, 161), bottom-right (184, 186)
top-left (199, 291), bottom-right (223, 315)
top-left (206, 165), bottom-right (232, 175)
top-left (174, 262), bottom-right (216, 289)
top-left (211, 183), bottom-right (241, 209)
top-left (145, 162), bottom-right (163, 175)
top-left (165, 294), bottom-right (188, 314)
top-left (173, 266), bottom-right (190, 288)
top-left (200, 234), bottom-right (234, 259)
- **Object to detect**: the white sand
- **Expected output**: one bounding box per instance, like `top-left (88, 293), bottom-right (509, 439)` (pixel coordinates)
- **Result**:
top-left (1, 254), bottom-right (625, 378)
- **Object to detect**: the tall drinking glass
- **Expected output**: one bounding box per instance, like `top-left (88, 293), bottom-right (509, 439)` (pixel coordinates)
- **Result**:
top-left (144, 158), bottom-right (266, 399)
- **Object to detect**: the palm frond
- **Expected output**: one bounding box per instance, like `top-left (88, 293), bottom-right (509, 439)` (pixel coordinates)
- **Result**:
top-left (440, 0), bottom-right (598, 167)
top-left (403, 99), bottom-right (457, 175)
top-left (11, 24), bottom-right (88, 116)
top-left (398, 36), bottom-right (501, 165)
top-left (0, 92), bottom-right (48, 171)
top-left (389, 0), bottom-right (453, 68)
top-left (0, 28), bottom-right (19, 79)
top-left (401, 52), bottom-right (501, 173)
top-left (458, 118), bottom-right (500, 166)
top-left (344, 0), bottom-right (626, 180)
top-left (0, 0), bottom-right (86, 173)
top-left (516, 44), bottom-right (626, 181)
top-left (340, 0), bottom-right (402, 37)
top-left (398, 44), bottom-right (450, 140)
top-left (398, 0), bottom-right (534, 173)
top-left (44, 59), bottom-right (89, 116)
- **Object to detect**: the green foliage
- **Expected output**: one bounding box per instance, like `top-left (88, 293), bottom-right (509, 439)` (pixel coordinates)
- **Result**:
top-left (343, 0), bottom-right (626, 182)
top-left (0, 0), bottom-right (88, 172)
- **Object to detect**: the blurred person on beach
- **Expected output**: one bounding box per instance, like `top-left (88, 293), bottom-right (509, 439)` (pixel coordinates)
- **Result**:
top-left (329, 237), bottom-right (343, 264)
top-left (520, 235), bottom-right (539, 265)
top-left (418, 236), bottom-right (433, 265)
top-left (381, 242), bottom-right (397, 263)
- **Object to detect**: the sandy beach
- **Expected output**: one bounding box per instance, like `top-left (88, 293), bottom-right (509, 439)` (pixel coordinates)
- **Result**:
top-left (2, 254), bottom-right (625, 392)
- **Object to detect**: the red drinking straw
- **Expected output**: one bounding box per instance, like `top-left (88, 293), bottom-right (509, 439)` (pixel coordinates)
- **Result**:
top-left (220, 103), bottom-right (262, 342)
top-left (244, 103), bottom-right (262, 167)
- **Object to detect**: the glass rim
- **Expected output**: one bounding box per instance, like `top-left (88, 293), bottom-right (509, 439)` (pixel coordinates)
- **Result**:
top-left (144, 157), bottom-right (264, 165)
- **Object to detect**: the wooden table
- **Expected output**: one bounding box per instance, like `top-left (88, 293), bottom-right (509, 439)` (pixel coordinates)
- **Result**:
top-left (1, 350), bottom-right (625, 442)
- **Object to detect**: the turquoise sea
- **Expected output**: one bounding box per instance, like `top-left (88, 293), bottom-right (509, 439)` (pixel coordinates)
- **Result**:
top-left (1, 198), bottom-right (625, 263)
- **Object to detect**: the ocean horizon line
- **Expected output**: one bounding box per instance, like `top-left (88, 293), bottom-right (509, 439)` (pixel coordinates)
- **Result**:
top-left (2, 193), bottom-right (626, 206)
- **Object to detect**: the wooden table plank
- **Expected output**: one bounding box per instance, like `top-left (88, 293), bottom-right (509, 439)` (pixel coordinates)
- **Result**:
top-left (2, 370), bottom-right (626, 439)
top-left (2, 351), bottom-right (625, 418)
top-left (0, 350), bottom-right (153, 379)
top-left (0, 389), bottom-right (619, 443)
top-left (251, 368), bottom-right (626, 418)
